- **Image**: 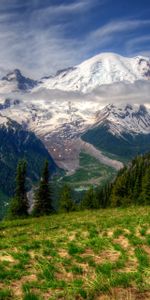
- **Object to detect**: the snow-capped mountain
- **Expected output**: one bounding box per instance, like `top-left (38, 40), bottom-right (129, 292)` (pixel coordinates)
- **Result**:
top-left (95, 104), bottom-right (150, 137)
top-left (82, 104), bottom-right (150, 159)
top-left (39, 53), bottom-right (150, 93)
top-left (0, 52), bottom-right (150, 95)
top-left (0, 69), bottom-right (37, 93)
top-left (0, 96), bottom-right (97, 138)
top-left (0, 52), bottom-right (150, 171)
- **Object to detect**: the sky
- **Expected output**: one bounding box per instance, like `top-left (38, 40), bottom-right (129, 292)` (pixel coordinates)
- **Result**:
top-left (0, 0), bottom-right (150, 78)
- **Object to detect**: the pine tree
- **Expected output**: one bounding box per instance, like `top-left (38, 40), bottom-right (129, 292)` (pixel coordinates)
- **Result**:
top-left (140, 166), bottom-right (150, 205)
top-left (81, 186), bottom-right (99, 210)
top-left (33, 160), bottom-right (53, 216)
top-left (133, 159), bottom-right (143, 203)
top-left (110, 174), bottom-right (128, 207)
top-left (109, 153), bottom-right (150, 207)
top-left (8, 160), bottom-right (28, 218)
top-left (59, 184), bottom-right (75, 212)
top-left (97, 184), bottom-right (111, 208)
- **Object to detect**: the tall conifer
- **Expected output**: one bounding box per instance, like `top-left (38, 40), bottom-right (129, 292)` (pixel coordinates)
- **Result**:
top-left (33, 160), bottom-right (53, 216)
top-left (8, 160), bottom-right (28, 218)
top-left (59, 184), bottom-right (75, 212)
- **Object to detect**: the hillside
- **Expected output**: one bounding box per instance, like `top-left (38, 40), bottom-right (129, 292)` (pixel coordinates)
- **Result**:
top-left (109, 152), bottom-right (150, 206)
top-left (0, 207), bottom-right (150, 300)
top-left (0, 118), bottom-right (59, 219)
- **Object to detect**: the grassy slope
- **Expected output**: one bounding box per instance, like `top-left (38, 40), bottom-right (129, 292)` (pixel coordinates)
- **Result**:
top-left (0, 207), bottom-right (150, 300)
top-left (58, 152), bottom-right (117, 190)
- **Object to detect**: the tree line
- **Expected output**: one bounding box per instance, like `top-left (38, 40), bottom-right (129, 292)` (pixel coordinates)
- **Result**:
top-left (7, 152), bottom-right (150, 218)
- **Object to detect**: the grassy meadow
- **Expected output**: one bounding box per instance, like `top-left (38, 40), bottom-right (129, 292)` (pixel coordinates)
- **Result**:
top-left (59, 152), bottom-right (117, 189)
top-left (0, 206), bottom-right (150, 300)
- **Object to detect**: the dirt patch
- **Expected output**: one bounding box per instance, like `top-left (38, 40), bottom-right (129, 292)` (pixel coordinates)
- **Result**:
top-left (107, 230), bottom-right (114, 238)
top-left (136, 227), bottom-right (147, 240)
top-left (95, 250), bottom-right (120, 264)
top-left (56, 269), bottom-right (74, 282)
top-left (121, 258), bottom-right (138, 273)
top-left (78, 262), bottom-right (89, 274)
top-left (96, 296), bottom-right (111, 300)
top-left (59, 249), bottom-right (70, 258)
top-left (82, 248), bottom-right (120, 264)
top-left (147, 228), bottom-right (150, 235)
top-left (96, 288), bottom-right (150, 300)
top-left (112, 288), bottom-right (150, 300)
top-left (29, 250), bottom-right (36, 259)
top-left (43, 290), bottom-right (53, 300)
top-left (113, 235), bottom-right (129, 250)
top-left (142, 245), bottom-right (150, 256)
top-left (82, 248), bottom-right (95, 257)
top-left (0, 282), bottom-right (5, 289)
top-left (11, 274), bottom-right (37, 298)
top-left (0, 254), bottom-right (16, 263)
top-left (68, 232), bottom-right (76, 241)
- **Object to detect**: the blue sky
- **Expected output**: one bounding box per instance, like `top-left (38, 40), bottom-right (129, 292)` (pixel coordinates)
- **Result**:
top-left (0, 0), bottom-right (150, 78)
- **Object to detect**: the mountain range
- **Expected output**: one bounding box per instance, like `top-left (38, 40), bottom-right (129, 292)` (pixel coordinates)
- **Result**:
top-left (0, 52), bottom-right (150, 205)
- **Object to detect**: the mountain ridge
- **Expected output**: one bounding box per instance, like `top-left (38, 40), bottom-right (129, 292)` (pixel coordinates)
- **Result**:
top-left (82, 104), bottom-right (150, 160)
top-left (38, 52), bottom-right (150, 93)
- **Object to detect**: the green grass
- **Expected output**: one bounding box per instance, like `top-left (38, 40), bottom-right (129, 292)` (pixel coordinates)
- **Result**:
top-left (0, 206), bottom-right (150, 299)
top-left (0, 288), bottom-right (12, 299)
top-left (59, 151), bottom-right (117, 189)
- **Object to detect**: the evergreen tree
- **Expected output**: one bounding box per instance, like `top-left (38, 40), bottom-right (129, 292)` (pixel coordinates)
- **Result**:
top-left (81, 186), bottom-right (99, 210)
top-left (33, 160), bottom-right (53, 216)
top-left (59, 184), bottom-right (75, 212)
top-left (97, 184), bottom-right (111, 208)
top-left (8, 160), bottom-right (28, 218)
top-left (132, 159), bottom-right (143, 203)
top-left (140, 166), bottom-right (150, 205)
top-left (108, 153), bottom-right (150, 207)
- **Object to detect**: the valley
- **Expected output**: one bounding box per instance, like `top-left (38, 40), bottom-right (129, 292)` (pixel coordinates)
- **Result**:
top-left (56, 151), bottom-right (117, 191)
top-left (0, 52), bottom-right (150, 214)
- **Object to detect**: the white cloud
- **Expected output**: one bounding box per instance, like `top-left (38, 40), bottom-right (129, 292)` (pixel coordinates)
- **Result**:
top-left (91, 81), bottom-right (150, 106)
top-left (126, 35), bottom-right (150, 55)
top-left (89, 20), bottom-right (150, 40)
top-left (2, 80), bottom-right (149, 109)
top-left (0, 0), bottom-right (149, 78)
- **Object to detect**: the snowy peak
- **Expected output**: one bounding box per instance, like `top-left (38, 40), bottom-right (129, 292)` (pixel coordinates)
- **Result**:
top-left (2, 69), bottom-right (37, 91)
top-left (0, 69), bottom-right (37, 93)
top-left (2, 69), bottom-right (23, 81)
top-left (40, 53), bottom-right (150, 93)
top-left (95, 104), bottom-right (150, 136)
